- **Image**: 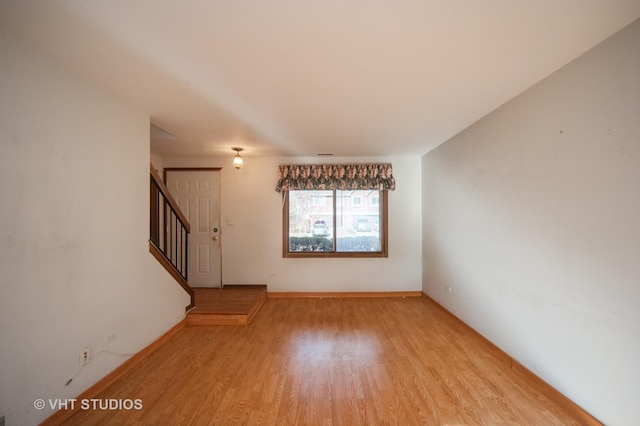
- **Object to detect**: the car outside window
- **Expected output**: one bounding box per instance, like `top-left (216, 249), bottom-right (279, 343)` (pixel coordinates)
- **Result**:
top-left (283, 190), bottom-right (388, 258)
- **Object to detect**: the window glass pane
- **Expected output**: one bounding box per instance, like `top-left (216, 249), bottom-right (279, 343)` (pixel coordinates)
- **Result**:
top-left (336, 190), bottom-right (381, 252)
top-left (288, 190), bottom-right (334, 252)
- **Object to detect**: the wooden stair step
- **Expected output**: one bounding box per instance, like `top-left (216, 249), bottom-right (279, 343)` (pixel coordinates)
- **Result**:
top-left (187, 285), bottom-right (267, 326)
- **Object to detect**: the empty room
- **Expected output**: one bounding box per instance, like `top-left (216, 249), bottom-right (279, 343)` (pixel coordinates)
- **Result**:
top-left (1, 2), bottom-right (639, 425)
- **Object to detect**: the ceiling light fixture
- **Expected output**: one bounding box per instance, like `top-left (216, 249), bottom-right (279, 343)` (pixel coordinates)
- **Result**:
top-left (231, 147), bottom-right (244, 169)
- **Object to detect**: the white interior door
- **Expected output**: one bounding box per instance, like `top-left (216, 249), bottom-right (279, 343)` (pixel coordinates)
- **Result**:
top-left (166, 170), bottom-right (221, 288)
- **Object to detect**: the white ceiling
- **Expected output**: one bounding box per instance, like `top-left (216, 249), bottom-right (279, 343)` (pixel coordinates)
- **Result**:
top-left (2, 1), bottom-right (640, 159)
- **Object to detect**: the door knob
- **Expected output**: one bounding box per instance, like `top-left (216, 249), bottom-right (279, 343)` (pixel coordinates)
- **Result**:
top-left (212, 236), bottom-right (219, 241)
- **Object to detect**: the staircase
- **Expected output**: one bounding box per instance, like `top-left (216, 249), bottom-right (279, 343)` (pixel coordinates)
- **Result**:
top-left (149, 165), bottom-right (194, 310)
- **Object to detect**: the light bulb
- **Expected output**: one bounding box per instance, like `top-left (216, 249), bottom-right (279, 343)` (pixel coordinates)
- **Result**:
top-left (233, 154), bottom-right (243, 169)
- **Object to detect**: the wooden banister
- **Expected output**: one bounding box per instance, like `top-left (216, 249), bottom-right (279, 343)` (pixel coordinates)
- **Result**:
top-left (149, 164), bottom-right (194, 310)
top-left (150, 166), bottom-right (190, 232)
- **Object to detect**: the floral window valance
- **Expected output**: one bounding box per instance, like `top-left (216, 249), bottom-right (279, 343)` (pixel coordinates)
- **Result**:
top-left (275, 163), bottom-right (396, 192)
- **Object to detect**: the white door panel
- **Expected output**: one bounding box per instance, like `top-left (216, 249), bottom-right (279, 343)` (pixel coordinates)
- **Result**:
top-left (166, 170), bottom-right (221, 288)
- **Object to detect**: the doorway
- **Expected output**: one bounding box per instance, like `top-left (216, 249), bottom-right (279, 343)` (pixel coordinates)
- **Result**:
top-left (165, 169), bottom-right (222, 288)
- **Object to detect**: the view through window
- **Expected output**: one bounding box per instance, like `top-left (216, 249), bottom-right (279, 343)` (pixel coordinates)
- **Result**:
top-left (285, 189), bottom-right (387, 257)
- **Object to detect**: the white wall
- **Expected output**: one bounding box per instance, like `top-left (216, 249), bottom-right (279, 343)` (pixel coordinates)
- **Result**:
top-left (162, 156), bottom-right (422, 292)
top-left (150, 153), bottom-right (164, 175)
top-left (422, 20), bottom-right (640, 426)
top-left (0, 33), bottom-right (190, 425)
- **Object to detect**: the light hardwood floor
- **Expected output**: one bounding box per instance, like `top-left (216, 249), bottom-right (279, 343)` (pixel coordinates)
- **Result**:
top-left (63, 296), bottom-right (595, 425)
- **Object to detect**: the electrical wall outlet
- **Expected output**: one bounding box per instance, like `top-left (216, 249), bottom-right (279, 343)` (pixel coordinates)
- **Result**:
top-left (79, 347), bottom-right (90, 366)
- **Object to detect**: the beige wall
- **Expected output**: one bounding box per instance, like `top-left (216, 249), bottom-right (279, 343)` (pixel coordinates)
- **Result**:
top-left (422, 20), bottom-right (640, 425)
top-left (0, 33), bottom-right (190, 425)
top-left (162, 156), bottom-right (422, 293)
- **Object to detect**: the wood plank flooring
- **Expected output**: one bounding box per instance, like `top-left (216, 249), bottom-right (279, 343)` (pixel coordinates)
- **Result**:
top-left (187, 285), bottom-right (267, 325)
top-left (62, 296), bottom-right (596, 425)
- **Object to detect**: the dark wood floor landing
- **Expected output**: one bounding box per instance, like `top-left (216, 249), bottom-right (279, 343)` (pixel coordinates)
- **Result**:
top-left (186, 285), bottom-right (267, 325)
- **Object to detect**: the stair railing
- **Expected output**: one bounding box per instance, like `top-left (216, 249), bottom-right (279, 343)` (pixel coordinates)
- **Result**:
top-left (149, 165), bottom-right (194, 309)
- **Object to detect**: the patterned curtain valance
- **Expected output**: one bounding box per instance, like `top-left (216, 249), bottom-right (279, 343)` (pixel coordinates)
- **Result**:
top-left (275, 163), bottom-right (396, 192)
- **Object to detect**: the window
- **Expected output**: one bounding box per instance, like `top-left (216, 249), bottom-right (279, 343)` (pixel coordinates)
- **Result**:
top-left (276, 163), bottom-right (395, 258)
top-left (283, 190), bottom-right (388, 257)
top-left (311, 194), bottom-right (327, 206)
